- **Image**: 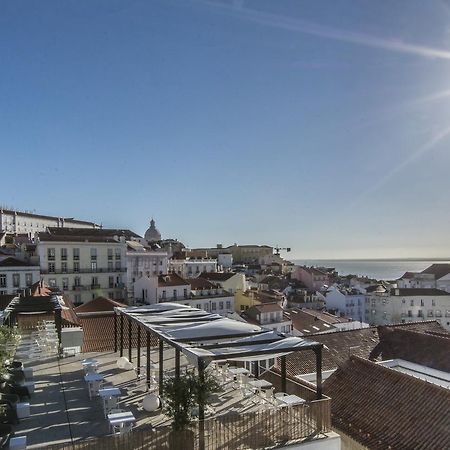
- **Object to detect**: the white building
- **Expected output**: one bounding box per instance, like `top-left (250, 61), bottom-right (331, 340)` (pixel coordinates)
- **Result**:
top-left (324, 285), bottom-right (366, 322)
top-left (36, 228), bottom-right (140, 305)
top-left (397, 264), bottom-right (450, 293)
top-left (0, 208), bottom-right (99, 235)
top-left (126, 240), bottom-right (168, 297)
top-left (365, 287), bottom-right (450, 331)
top-left (200, 272), bottom-right (246, 294)
top-left (243, 303), bottom-right (292, 334)
top-left (0, 256), bottom-right (40, 295)
top-left (217, 253), bottom-right (233, 269)
top-left (133, 273), bottom-right (190, 304)
top-left (168, 258), bottom-right (217, 278)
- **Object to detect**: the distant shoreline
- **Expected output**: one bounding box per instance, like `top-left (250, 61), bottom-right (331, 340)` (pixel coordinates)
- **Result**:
top-left (292, 258), bottom-right (450, 262)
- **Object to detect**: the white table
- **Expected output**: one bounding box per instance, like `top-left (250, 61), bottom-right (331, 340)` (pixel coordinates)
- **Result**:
top-left (84, 373), bottom-right (103, 382)
top-left (99, 387), bottom-right (121, 398)
top-left (248, 379), bottom-right (272, 389)
top-left (228, 368), bottom-right (250, 376)
top-left (277, 394), bottom-right (305, 407)
top-left (108, 411), bottom-right (135, 434)
top-left (99, 388), bottom-right (121, 417)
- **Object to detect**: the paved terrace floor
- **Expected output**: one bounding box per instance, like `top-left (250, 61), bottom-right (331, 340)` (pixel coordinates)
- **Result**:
top-left (13, 335), bottom-right (285, 449)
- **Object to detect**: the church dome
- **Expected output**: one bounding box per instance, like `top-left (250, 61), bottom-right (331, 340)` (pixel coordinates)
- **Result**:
top-left (144, 219), bottom-right (161, 243)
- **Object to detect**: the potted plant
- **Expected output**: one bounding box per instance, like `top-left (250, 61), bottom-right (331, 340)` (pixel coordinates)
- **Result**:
top-left (162, 370), bottom-right (221, 449)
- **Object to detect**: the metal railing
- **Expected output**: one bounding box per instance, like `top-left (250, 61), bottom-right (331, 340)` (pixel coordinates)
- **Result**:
top-left (39, 398), bottom-right (331, 450)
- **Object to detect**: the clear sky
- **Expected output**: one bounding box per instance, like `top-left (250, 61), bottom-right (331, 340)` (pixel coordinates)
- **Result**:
top-left (2, 0), bottom-right (450, 259)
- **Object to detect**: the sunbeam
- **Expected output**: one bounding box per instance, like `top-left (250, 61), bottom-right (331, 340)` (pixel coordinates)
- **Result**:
top-left (199, 0), bottom-right (450, 60)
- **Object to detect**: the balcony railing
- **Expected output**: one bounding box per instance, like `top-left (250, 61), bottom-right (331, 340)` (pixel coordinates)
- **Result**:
top-left (56, 399), bottom-right (331, 450)
top-left (41, 268), bottom-right (126, 274)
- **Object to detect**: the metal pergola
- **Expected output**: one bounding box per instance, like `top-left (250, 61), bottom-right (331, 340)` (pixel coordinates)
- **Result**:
top-left (114, 304), bottom-right (323, 417)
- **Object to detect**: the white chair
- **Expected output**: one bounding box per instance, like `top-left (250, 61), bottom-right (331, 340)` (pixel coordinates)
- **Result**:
top-left (88, 380), bottom-right (103, 399)
top-left (104, 396), bottom-right (119, 417)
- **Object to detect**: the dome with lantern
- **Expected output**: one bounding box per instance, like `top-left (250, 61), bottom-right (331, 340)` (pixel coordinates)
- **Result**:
top-left (144, 218), bottom-right (161, 243)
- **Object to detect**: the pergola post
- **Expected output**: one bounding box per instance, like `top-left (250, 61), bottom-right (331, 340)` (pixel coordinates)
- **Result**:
top-left (146, 331), bottom-right (151, 389)
top-left (281, 355), bottom-right (287, 393)
top-left (254, 360), bottom-right (259, 378)
top-left (137, 325), bottom-right (141, 376)
top-left (159, 339), bottom-right (164, 395)
top-left (54, 308), bottom-right (62, 357)
top-left (175, 348), bottom-right (180, 380)
top-left (128, 318), bottom-right (132, 362)
top-left (315, 346), bottom-right (323, 400)
top-left (113, 313), bottom-right (117, 353)
top-left (198, 359), bottom-right (205, 450)
top-left (120, 314), bottom-right (124, 357)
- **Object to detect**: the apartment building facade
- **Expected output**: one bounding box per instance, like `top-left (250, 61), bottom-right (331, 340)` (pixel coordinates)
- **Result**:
top-left (0, 208), bottom-right (99, 234)
top-left (0, 256), bottom-right (40, 295)
top-left (365, 287), bottom-right (450, 330)
top-left (168, 258), bottom-right (217, 278)
top-left (36, 228), bottom-right (140, 305)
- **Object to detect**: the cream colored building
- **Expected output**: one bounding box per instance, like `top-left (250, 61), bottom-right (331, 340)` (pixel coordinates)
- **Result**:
top-left (36, 228), bottom-right (140, 305)
top-left (0, 256), bottom-right (40, 295)
top-left (168, 258), bottom-right (217, 278)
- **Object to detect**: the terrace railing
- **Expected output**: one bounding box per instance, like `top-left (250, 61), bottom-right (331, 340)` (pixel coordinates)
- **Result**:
top-left (39, 398), bottom-right (331, 450)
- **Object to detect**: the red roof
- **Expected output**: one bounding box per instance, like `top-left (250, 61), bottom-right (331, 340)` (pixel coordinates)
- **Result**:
top-left (74, 296), bottom-right (126, 314)
top-left (323, 356), bottom-right (450, 450)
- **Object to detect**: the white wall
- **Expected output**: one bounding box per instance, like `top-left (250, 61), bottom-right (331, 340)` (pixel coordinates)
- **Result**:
top-left (0, 265), bottom-right (40, 295)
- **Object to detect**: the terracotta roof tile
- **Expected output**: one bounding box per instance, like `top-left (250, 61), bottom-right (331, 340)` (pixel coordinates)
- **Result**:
top-left (285, 320), bottom-right (446, 376)
top-left (323, 356), bottom-right (450, 450)
top-left (74, 296), bottom-right (126, 314)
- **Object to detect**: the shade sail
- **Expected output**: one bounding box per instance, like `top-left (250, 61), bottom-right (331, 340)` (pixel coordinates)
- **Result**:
top-left (180, 335), bottom-right (319, 366)
top-left (116, 304), bottom-right (322, 369)
top-left (161, 318), bottom-right (263, 341)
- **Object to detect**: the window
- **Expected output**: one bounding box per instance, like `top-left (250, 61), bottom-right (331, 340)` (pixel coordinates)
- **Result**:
top-left (61, 248), bottom-right (67, 260)
top-left (211, 302), bottom-right (216, 310)
top-left (196, 304), bottom-right (201, 309)
top-left (420, 299), bottom-right (424, 307)
top-left (73, 262), bottom-right (80, 273)
top-left (108, 261), bottom-right (113, 271)
top-left (90, 248), bottom-right (97, 260)
top-left (47, 248), bottom-right (55, 260)
top-left (410, 299), bottom-right (414, 306)
top-left (25, 273), bottom-right (32, 287)
top-left (427, 310), bottom-right (434, 317)
top-left (159, 260), bottom-right (163, 266)
top-left (173, 289), bottom-right (177, 299)
top-left (0, 275), bottom-right (6, 288)
top-left (74, 294), bottom-right (81, 304)
top-left (91, 276), bottom-right (98, 287)
top-left (12, 273), bottom-right (20, 288)
top-left (240, 305), bottom-right (245, 311)
top-left (115, 261), bottom-right (121, 270)
top-left (219, 301), bottom-right (224, 310)
top-left (226, 301), bottom-right (231, 310)
top-left (74, 277), bottom-right (81, 287)
top-left (162, 290), bottom-right (166, 299)
top-left (418, 310), bottom-right (423, 317)
top-left (91, 262), bottom-right (97, 272)
top-left (73, 248), bottom-right (80, 260)
top-left (432, 299), bottom-right (436, 306)
top-left (408, 310), bottom-right (412, 317)
top-left (436, 310), bottom-right (442, 317)
top-left (109, 276), bottom-right (114, 288)
top-left (62, 278), bottom-right (69, 290)
top-left (184, 288), bottom-right (188, 298)
top-left (48, 263), bottom-right (55, 273)
top-left (61, 262), bottom-right (67, 273)
top-left (107, 248), bottom-right (113, 260)
top-left (115, 248), bottom-right (121, 260)
top-left (49, 279), bottom-right (56, 287)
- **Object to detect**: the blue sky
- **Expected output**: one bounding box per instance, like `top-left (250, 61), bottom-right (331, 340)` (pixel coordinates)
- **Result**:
top-left (2, 0), bottom-right (450, 259)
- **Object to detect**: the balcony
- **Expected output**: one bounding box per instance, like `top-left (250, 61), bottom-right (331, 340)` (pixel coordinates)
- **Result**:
top-left (91, 284), bottom-right (101, 289)
top-left (72, 285), bottom-right (86, 291)
top-left (41, 268), bottom-right (126, 275)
